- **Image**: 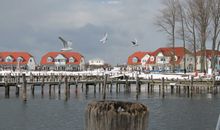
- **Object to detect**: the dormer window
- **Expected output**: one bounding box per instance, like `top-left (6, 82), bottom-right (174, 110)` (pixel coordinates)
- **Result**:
top-left (69, 57), bottom-right (75, 63)
top-left (17, 57), bottom-right (24, 62)
top-left (47, 57), bottom-right (53, 62)
top-left (175, 56), bottom-right (178, 61)
top-left (132, 57), bottom-right (138, 63)
top-left (150, 56), bottom-right (154, 61)
top-left (5, 56), bottom-right (13, 62)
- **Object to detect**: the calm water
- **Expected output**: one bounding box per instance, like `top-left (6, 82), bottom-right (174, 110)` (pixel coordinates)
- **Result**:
top-left (0, 84), bottom-right (219, 130)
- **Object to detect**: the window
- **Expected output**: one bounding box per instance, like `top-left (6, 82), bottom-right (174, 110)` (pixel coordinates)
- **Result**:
top-left (47, 57), bottom-right (53, 62)
top-left (160, 58), bottom-right (165, 62)
top-left (5, 56), bottom-right (13, 62)
top-left (175, 56), bottom-right (178, 61)
top-left (132, 57), bottom-right (138, 63)
top-left (17, 57), bottom-right (24, 62)
top-left (69, 57), bottom-right (75, 63)
top-left (150, 56), bottom-right (154, 61)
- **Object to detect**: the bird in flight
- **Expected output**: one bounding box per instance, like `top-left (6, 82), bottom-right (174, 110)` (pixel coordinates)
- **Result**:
top-left (131, 38), bottom-right (138, 47)
top-left (100, 32), bottom-right (108, 44)
top-left (58, 36), bottom-right (73, 51)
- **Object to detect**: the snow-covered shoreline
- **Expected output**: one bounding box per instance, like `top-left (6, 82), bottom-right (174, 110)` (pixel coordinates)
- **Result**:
top-left (0, 69), bottom-right (218, 80)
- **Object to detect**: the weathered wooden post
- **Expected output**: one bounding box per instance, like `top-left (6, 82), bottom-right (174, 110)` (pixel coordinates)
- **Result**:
top-left (190, 76), bottom-right (194, 97)
top-left (94, 83), bottom-right (96, 94)
top-left (22, 73), bottom-right (27, 101)
top-left (49, 84), bottom-right (52, 96)
top-left (136, 74), bottom-right (141, 93)
top-left (31, 85), bottom-right (35, 96)
top-left (85, 100), bottom-right (149, 130)
top-left (162, 77), bottom-right (165, 98)
top-left (103, 74), bottom-right (107, 100)
top-left (65, 76), bottom-right (68, 95)
top-left (41, 75), bottom-right (45, 96)
top-left (15, 85), bottom-right (20, 96)
top-left (5, 85), bottom-right (10, 98)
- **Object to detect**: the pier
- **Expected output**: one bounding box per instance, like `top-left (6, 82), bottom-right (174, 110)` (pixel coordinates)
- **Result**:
top-left (0, 71), bottom-right (220, 101)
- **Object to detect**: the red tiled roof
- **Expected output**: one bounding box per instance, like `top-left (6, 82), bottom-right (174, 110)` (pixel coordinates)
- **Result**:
top-left (0, 52), bottom-right (34, 65)
top-left (153, 47), bottom-right (191, 64)
top-left (196, 50), bottom-right (220, 58)
top-left (40, 51), bottom-right (84, 65)
top-left (127, 51), bottom-right (151, 65)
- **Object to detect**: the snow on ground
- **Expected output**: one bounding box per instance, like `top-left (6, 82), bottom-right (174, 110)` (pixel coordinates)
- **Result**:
top-left (0, 69), bottom-right (217, 80)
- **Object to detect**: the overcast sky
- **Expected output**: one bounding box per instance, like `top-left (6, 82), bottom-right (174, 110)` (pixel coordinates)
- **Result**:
top-left (0, 0), bottom-right (168, 65)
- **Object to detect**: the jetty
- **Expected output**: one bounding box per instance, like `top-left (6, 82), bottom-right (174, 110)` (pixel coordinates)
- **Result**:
top-left (0, 70), bottom-right (220, 100)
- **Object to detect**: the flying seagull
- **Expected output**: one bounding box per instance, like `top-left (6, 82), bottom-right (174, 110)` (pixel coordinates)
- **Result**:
top-left (131, 38), bottom-right (138, 47)
top-left (100, 33), bottom-right (108, 44)
top-left (58, 36), bottom-right (73, 51)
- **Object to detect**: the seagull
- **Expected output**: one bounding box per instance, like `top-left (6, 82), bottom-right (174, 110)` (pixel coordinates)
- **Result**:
top-left (58, 36), bottom-right (73, 51)
top-left (131, 38), bottom-right (138, 47)
top-left (100, 32), bottom-right (108, 44)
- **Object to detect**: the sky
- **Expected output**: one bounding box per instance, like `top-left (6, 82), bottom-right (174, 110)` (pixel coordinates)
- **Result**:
top-left (0, 0), bottom-right (167, 65)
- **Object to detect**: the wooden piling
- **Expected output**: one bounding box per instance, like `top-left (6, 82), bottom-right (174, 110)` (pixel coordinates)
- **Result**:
top-left (190, 76), bottom-right (194, 97)
top-left (136, 74), bottom-right (140, 93)
top-left (103, 74), bottom-right (107, 100)
top-left (162, 77), bottom-right (165, 98)
top-left (85, 100), bottom-right (149, 130)
top-left (22, 73), bottom-right (27, 101)
top-left (31, 85), bottom-right (35, 96)
top-left (15, 85), bottom-right (20, 96)
top-left (5, 86), bottom-right (10, 98)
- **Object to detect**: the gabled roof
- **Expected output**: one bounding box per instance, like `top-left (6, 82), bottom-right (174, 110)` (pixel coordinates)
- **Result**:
top-left (0, 52), bottom-right (34, 65)
top-left (196, 50), bottom-right (220, 58)
top-left (41, 51), bottom-right (84, 65)
top-left (153, 47), bottom-right (192, 57)
top-left (153, 47), bottom-right (191, 64)
top-left (127, 51), bottom-right (151, 65)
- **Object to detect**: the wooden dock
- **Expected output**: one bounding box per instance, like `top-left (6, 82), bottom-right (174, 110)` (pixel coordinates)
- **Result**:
top-left (0, 73), bottom-right (220, 101)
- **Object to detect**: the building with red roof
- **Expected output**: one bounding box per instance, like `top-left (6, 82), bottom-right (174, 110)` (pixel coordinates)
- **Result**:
top-left (40, 51), bottom-right (85, 71)
top-left (0, 52), bottom-right (36, 70)
top-left (127, 47), bottom-right (194, 72)
top-left (127, 51), bottom-right (151, 70)
top-left (196, 50), bottom-right (220, 71)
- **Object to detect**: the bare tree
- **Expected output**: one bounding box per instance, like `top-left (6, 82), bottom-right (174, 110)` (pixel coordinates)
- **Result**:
top-left (155, 0), bottom-right (178, 72)
top-left (210, 0), bottom-right (220, 72)
top-left (176, 0), bottom-right (187, 72)
top-left (194, 0), bottom-right (211, 72)
top-left (184, 0), bottom-right (198, 72)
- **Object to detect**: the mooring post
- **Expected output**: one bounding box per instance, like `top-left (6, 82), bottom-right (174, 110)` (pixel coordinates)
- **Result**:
top-left (162, 77), bottom-right (165, 98)
top-left (136, 74), bottom-right (140, 93)
top-left (65, 76), bottom-right (68, 95)
top-left (15, 85), bottom-right (20, 96)
top-left (22, 73), bottom-right (27, 101)
top-left (85, 100), bottom-right (149, 130)
top-left (190, 76), bottom-right (194, 97)
top-left (94, 84), bottom-right (96, 94)
top-left (103, 74), bottom-right (107, 100)
top-left (5, 85), bottom-right (10, 98)
top-left (212, 75), bottom-right (216, 94)
top-left (4, 76), bottom-right (9, 98)
top-left (86, 84), bottom-right (89, 95)
top-left (31, 85), bottom-right (35, 96)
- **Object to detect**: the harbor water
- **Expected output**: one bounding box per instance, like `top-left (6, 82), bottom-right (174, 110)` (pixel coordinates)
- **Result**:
top-left (0, 84), bottom-right (219, 130)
